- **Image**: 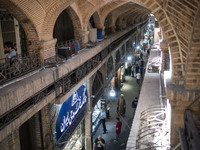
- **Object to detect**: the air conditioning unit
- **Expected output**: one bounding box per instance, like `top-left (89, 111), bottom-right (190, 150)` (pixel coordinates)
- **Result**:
top-left (57, 47), bottom-right (71, 59)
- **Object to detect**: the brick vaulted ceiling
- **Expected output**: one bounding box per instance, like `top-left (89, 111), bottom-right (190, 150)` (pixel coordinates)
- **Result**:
top-left (0, 0), bottom-right (200, 88)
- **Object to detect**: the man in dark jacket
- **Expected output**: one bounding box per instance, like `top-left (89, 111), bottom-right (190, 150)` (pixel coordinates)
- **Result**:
top-left (132, 97), bottom-right (138, 117)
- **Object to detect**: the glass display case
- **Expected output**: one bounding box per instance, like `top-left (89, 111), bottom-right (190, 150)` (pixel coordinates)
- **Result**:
top-left (92, 100), bottom-right (101, 133)
top-left (63, 124), bottom-right (82, 150)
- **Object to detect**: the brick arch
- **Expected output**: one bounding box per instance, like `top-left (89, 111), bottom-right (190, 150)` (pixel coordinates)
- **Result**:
top-left (82, 1), bottom-right (131, 30)
top-left (185, 9), bottom-right (200, 89)
top-left (92, 71), bottom-right (104, 95)
top-left (0, 1), bottom-right (39, 44)
top-left (100, 1), bottom-right (128, 26)
top-left (136, 0), bottom-right (184, 84)
top-left (66, 6), bottom-right (82, 39)
top-left (92, 11), bottom-right (102, 29)
top-left (113, 9), bottom-right (143, 28)
top-left (102, 3), bottom-right (149, 32)
top-left (41, 1), bottom-right (82, 40)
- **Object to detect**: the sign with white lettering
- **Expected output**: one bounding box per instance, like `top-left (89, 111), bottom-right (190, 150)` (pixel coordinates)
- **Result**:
top-left (56, 85), bottom-right (88, 144)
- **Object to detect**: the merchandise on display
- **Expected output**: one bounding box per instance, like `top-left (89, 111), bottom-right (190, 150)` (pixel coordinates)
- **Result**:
top-left (63, 126), bottom-right (82, 150)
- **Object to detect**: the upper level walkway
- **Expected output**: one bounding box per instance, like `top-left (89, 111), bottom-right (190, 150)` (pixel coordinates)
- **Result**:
top-left (126, 46), bottom-right (168, 150)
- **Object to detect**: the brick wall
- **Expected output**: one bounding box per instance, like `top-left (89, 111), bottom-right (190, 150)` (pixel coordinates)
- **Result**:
top-left (0, 129), bottom-right (20, 150)
top-left (66, 6), bottom-right (82, 39)
top-left (166, 86), bottom-right (200, 147)
top-left (185, 7), bottom-right (200, 89)
top-left (139, 0), bottom-right (200, 86)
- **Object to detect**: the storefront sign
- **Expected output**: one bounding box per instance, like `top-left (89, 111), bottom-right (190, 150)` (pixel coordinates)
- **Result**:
top-left (56, 85), bottom-right (88, 148)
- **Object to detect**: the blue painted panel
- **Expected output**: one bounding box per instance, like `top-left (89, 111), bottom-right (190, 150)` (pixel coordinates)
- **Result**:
top-left (56, 85), bottom-right (88, 148)
top-left (97, 29), bottom-right (102, 40)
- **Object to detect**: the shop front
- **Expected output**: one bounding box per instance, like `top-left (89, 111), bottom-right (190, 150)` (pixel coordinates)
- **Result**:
top-left (92, 97), bottom-right (106, 134)
top-left (91, 86), bottom-right (105, 135)
top-left (56, 85), bottom-right (88, 150)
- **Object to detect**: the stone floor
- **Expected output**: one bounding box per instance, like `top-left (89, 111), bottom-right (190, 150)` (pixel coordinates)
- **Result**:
top-left (93, 75), bottom-right (140, 150)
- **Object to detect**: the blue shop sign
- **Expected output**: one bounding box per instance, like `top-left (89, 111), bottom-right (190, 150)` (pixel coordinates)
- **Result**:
top-left (56, 85), bottom-right (88, 144)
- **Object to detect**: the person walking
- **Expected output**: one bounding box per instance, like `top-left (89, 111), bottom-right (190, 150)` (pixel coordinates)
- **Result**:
top-left (93, 135), bottom-right (105, 150)
top-left (115, 117), bottom-right (122, 142)
top-left (140, 65), bottom-right (144, 77)
top-left (136, 72), bottom-right (141, 85)
top-left (117, 94), bottom-right (126, 116)
top-left (99, 108), bottom-right (107, 134)
top-left (132, 97), bottom-right (138, 117)
top-left (131, 65), bottom-right (134, 77)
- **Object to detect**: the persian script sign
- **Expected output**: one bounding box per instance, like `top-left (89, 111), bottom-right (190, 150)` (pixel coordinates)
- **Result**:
top-left (56, 85), bottom-right (88, 143)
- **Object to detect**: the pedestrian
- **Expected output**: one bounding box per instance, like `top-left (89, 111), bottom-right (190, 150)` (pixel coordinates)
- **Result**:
top-left (93, 135), bottom-right (105, 150)
top-left (117, 94), bottom-right (126, 116)
top-left (106, 102), bottom-right (110, 119)
top-left (115, 117), bottom-right (122, 141)
top-left (136, 72), bottom-right (141, 85)
top-left (140, 65), bottom-right (144, 77)
top-left (135, 64), bottom-right (139, 73)
top-left (3, 41), bottom-right (17, 67)
top-left (140, 51), bottom-right (143, 60)
top-left (132, 97), bottom-right (138, 116)
top-left (147, 48), bottom-right (150, 57)
top-left (131, 65), bottom-right (134, 77)
top-left (99, 108), bottom-right (107, 134)
top-left (127, 64), bottom-right (132, 76)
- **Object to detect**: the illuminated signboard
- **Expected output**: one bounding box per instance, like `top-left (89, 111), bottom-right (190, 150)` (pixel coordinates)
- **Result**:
top-left (56, 85), bottom-right (88, 148)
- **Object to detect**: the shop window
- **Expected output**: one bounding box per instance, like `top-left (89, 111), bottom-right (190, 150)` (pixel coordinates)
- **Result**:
top-left (92, 100), bottom-right (101, 133)
top-left (63, 124), bottom-right (83, 150)
top-left (92, 98), bottom-right (106, 134)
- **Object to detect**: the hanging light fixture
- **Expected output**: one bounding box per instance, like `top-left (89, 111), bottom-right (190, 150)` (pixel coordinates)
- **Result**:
top-left (109, 89), bottom-right (116, 97)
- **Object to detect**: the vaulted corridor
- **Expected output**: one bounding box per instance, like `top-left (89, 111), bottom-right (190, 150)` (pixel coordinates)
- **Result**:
top-left (0, 1), bottom-right (200, 150)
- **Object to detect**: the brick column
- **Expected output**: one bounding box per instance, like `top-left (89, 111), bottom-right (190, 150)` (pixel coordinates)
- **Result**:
top-left (0, 129), bottom-right (21, 150)
top-left (166, 83), bottom-right (200, 147)
top-left (40, 105), bottom-right (54, 150)
top-left (27, 38), bottom-right (57, 64)
top-left (79, 30), bottom-right (89, 48)
top-left (101, 26), bottom-right (105, 38)
top-left (160, 41), bottom-right (169, 72)
top-left (40, 38), bottom-right (57, 64)
top-left (85, 79), bottom-right (93, 150)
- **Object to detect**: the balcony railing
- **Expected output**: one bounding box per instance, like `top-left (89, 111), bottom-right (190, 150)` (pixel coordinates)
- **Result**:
top-left (0, 52), bottom-right (41, 85)
top-left (0, 24), bottom-right (139, 85)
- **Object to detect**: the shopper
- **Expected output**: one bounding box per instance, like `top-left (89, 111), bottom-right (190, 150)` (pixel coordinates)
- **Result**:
top-left (115, 117), bottom-right (122, 142)
top-left (93, 135), bottom-right (105, 150)
top-left (117, 94), bottom-right (126, 116)
top-left (132, 97), bottom-right (138, 117)
top-left (136, 72), bottom-right (141, 85)
top-left (100, 108), bottom-right (107, 134)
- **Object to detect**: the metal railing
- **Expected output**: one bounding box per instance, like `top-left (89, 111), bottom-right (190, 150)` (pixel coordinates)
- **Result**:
top-left (137, 105), bottom-right (170, 150)
top-left (0, 52), bottom-right (41, 85)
